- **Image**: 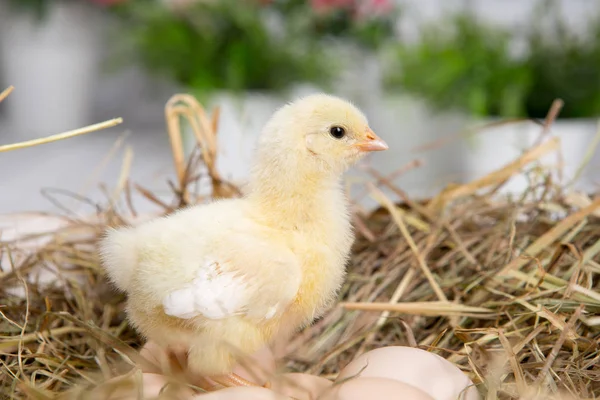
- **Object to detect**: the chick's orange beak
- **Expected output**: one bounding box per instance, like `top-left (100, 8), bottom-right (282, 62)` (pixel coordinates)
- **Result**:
top-left (354, 128), bottom-right (388, 152)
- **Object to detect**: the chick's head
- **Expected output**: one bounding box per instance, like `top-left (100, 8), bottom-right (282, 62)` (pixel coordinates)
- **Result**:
top-left (259, 94), bottom-right (388, 176)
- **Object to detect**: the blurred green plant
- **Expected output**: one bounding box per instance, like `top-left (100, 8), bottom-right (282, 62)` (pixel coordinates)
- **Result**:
top-left (115, 0), bottom-right (335, 97)
top-left (525, 5), bottom-right (600, 118)
top-left (385, 7), bottom-right (600, 119)
top-left (270, 0), bottom-right (399, 50)
top-left (384, 12), bottom-right (530, 118)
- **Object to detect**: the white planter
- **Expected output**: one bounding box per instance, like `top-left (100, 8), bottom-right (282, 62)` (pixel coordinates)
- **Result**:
top-left (182, 91), bottom-right (287, 187)
top-left (350, 94), bottom-right (467, 210)
top-left (334, 46), bottom-right (383, 110)
top-left (181, 87), bottom-right (598, 209)
top-left (0, 2), bottom-right (102, 139)
top-left (462, 118), bottom-right (599, 195)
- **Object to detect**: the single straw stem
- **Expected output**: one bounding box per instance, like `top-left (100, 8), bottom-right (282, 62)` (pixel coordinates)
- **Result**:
top-left (0, 118), bottom-right (123, 153)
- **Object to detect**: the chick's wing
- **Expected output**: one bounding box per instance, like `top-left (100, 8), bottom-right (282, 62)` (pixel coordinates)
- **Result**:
top-left (161, 232), bottom-right (301, 323)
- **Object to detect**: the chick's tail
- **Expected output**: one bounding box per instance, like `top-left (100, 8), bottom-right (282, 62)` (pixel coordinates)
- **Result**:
top-left (98, 227), bottom-right (138, 292)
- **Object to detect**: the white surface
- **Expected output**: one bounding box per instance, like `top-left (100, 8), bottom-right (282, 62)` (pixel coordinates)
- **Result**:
top-left (0, 118), bottom-right (176, 215)
top-left (462, 118), bottom-right (599, 194)
top-left (364, 95), bottom-right (467, 201)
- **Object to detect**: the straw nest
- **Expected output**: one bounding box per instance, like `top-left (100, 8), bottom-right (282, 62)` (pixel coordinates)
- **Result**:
top-left (0, 87), bottom-right (599, 400)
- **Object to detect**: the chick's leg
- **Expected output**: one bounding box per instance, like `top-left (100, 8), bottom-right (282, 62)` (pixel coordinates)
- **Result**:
top-left (163, 346), bottom-right (220, 392)
top-left (188, 329), bottom-right (275, 390)
top-left (188, 347), bottom-right (272, 390)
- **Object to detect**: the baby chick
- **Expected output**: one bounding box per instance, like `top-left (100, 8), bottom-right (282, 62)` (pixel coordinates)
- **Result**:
top-left (99, 94), bottom-right (387, 389)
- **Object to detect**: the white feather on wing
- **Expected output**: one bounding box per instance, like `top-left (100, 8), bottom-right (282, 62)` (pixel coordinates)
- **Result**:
top-left (162, 253), bottom-right (301, 321)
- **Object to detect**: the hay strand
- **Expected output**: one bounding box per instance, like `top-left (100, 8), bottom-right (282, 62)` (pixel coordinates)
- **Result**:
top-left (0, 118), bottom-right (123, 153)
top-left (0, 86), bottom-right (14, 103)
top-left (340, 301), bottom-right (493, 316)
top-left (164, 94), bottom-right (237, 206)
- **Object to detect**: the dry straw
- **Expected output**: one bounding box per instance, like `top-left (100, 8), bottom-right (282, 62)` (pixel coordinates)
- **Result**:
top-left (0, 87), bottom-right (599, 399)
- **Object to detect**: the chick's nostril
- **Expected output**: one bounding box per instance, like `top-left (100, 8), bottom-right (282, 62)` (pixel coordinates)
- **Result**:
top-left (365, 127), bottom-right (377, 141)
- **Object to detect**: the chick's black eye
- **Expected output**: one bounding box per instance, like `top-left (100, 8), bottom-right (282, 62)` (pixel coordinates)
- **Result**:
top-left (329, 126), bottom-right (346, 139)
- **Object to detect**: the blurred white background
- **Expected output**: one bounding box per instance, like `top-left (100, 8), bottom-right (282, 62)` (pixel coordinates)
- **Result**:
top-left (0, 0), bottom-right (598, 215)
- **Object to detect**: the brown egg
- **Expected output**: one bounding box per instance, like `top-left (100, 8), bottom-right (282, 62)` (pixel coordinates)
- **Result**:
top-left (336, 346), bottom-right (480, 400)
top-left (321, 377), bottom-right (435, 400)
top-left (268, 373), bottom-right (333, 400)
top-left (192, 386), bottom-right (288, 399)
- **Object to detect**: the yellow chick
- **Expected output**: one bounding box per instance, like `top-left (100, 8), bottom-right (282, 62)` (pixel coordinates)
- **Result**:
top-left (99, 94), bottom-right (387, 389)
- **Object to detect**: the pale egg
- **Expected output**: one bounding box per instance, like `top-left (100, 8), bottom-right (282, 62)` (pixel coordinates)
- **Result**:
top-left (137, 373), bottom-right (194, 398)
top-left (268, 372), bottom-right (333, 400)
top-left (321, 377), bottom-right (435, 400)
top-left (336, 346), bottom-right (480, 400)
top-left (99, 371), bottom-right (194, 399)
top-left (192, 386), bottom-right (288, 399)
